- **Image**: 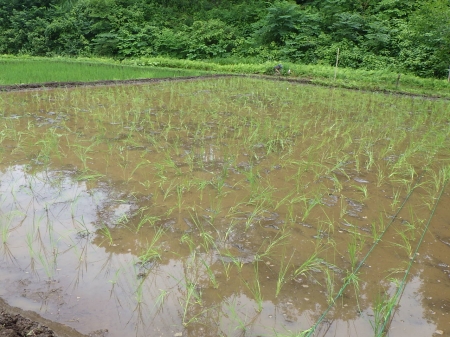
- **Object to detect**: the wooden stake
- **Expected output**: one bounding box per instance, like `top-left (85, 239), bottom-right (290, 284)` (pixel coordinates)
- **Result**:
top-left (334, 48), bottom-right (340, 81)
top-left (396, 73), bottom-right (401, 89)
top-left (447, 65), bottom-right (450, 82)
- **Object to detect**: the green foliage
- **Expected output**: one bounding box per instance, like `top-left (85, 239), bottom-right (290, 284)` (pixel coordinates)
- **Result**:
top-left (256, 1), bottom-right (304, 45)
top-left (0, 0), bottom-right (448, 79)
top-left (400, 0), bottom-right (450, 77)
top-left (186, 19), bottom-right (238, 59)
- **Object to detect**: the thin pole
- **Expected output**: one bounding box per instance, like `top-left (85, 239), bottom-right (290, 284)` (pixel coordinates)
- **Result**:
top-left (396, 73), bottom-right (401, 89)
top-left (334, 48), bottom-right (340, 81)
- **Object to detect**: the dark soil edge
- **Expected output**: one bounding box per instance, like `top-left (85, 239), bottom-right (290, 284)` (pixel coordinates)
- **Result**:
top-left (0, 74), bottom-right (233, 92)
top-left (0, 297), bottom-right (87, 337)
top-left (1, 73), bottom-right (446, 100)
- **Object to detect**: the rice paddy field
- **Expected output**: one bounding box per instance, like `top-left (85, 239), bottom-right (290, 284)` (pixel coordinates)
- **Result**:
top-left (0, 76), bottom-right (449, 337)
top-left (0, 58), bottom-right (212, 85)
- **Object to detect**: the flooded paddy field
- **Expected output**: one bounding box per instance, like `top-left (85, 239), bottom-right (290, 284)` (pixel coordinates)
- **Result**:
top-left (0, 77), bottom-right (449, 337)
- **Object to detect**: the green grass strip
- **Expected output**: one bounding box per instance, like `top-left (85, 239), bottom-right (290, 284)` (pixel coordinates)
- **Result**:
top-left (305, 174), bottom-right (425, 337)
top-left (376, 179), bottom-right (449, 337)
top-left (129, 57), bottom-right (450, 99)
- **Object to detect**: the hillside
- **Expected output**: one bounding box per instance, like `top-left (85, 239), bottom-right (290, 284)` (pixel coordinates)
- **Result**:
top-left (0, 0), bottom-right (449, 78)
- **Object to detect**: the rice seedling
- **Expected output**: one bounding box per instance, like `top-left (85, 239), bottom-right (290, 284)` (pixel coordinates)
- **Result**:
top-left (138, 228), bottom-right (165, 264)
top-left (347, 233), bottom-right (365, 272)
top-left (292, 250), bottom-right (324, 281)
top-left (391, 227), bottom-right (414, 259)
top-left (301, 194), bottom-right (323, 221)
top-left (180, 279), bottom-right (203, 326)
top-left (390, 188), bottom-right (402, 210)
top-left (343, 271), bottom-right (361, 311)
top-left (36, 251), bottom-right (55, 279)
top-left (243, 262), bottom-right (263, 312)
top-left (99, 224), bottom-right (114, 246)
top-left (256, 231), bottom-right (290, 261)
top-left (370, 290), bottom-right (397, 336)
top-left (1, 220), bottom-right (10, 244)
top-left (135, 214), bottom-right (161, 233)
top-left (275, 250), bottom-right (294, 297)
top-left (323, 268), bottom-right (336, 305)
top-left (72, 142), bottom-right (96, 172)
top-left (155, 288), bottom-right (170, 311)
top-left (352, 184), bottom-right (368, 200)
top-left (199, 256), bottom-right (219, 289)
top-left (241, 205), bottom-right (263, 231)
top-left (339, 196), bottom-right (348, 219)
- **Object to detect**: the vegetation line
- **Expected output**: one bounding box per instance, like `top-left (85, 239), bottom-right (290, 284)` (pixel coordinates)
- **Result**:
top-left (1, 56), bottom-right (450, 98)
top-left (376, 179), bottom-right (449, 336)
top-left (305, 174), bottom-right (425, 337)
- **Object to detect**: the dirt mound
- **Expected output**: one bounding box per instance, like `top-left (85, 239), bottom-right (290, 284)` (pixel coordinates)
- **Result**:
top-left (0, 298), bottom-right (86, 337)
top-left (0, 311), bottom-right (56, 337)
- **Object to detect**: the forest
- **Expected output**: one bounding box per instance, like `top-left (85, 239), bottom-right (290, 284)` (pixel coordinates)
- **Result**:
top-left (0, 0), bottom-right (449, 78)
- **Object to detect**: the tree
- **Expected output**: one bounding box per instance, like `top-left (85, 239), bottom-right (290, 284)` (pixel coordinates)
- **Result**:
top-left (400, 0), bottom-right (450, 77)
top-left (256, 1), bottom-right (304, 45)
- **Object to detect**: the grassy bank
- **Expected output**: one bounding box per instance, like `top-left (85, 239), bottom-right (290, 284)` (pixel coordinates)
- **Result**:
top-left (1, 55), bottom-right (449, 98)
top-left (128, 57), bottom-right (450, 98)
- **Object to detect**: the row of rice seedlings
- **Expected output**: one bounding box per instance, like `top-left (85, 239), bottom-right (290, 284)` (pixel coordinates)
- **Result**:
top-left (302, 170), bottom-right (436, 336)
top-left (370, 176), bottom-right (449, 335)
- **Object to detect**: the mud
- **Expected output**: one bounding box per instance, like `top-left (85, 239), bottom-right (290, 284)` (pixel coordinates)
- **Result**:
top-left (0, 298), bottom-right (85, 337)
top-left (0, 76), bottom-right (449, 337)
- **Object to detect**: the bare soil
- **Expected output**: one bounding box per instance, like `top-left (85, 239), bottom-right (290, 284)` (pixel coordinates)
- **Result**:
top-left (0, 299), bottom-right (86, 337)
top-left (0, 311), bottom-right (56, 337)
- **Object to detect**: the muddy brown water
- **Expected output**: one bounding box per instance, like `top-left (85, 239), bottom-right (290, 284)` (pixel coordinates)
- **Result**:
top-left (0, 77), bottom-right (449, 337)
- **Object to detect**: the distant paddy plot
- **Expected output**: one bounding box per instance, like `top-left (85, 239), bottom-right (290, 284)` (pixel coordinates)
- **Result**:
top-left (0, 77), bottom-right (449, 337)
top-left (0, 58), bottom-right (212, 85)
